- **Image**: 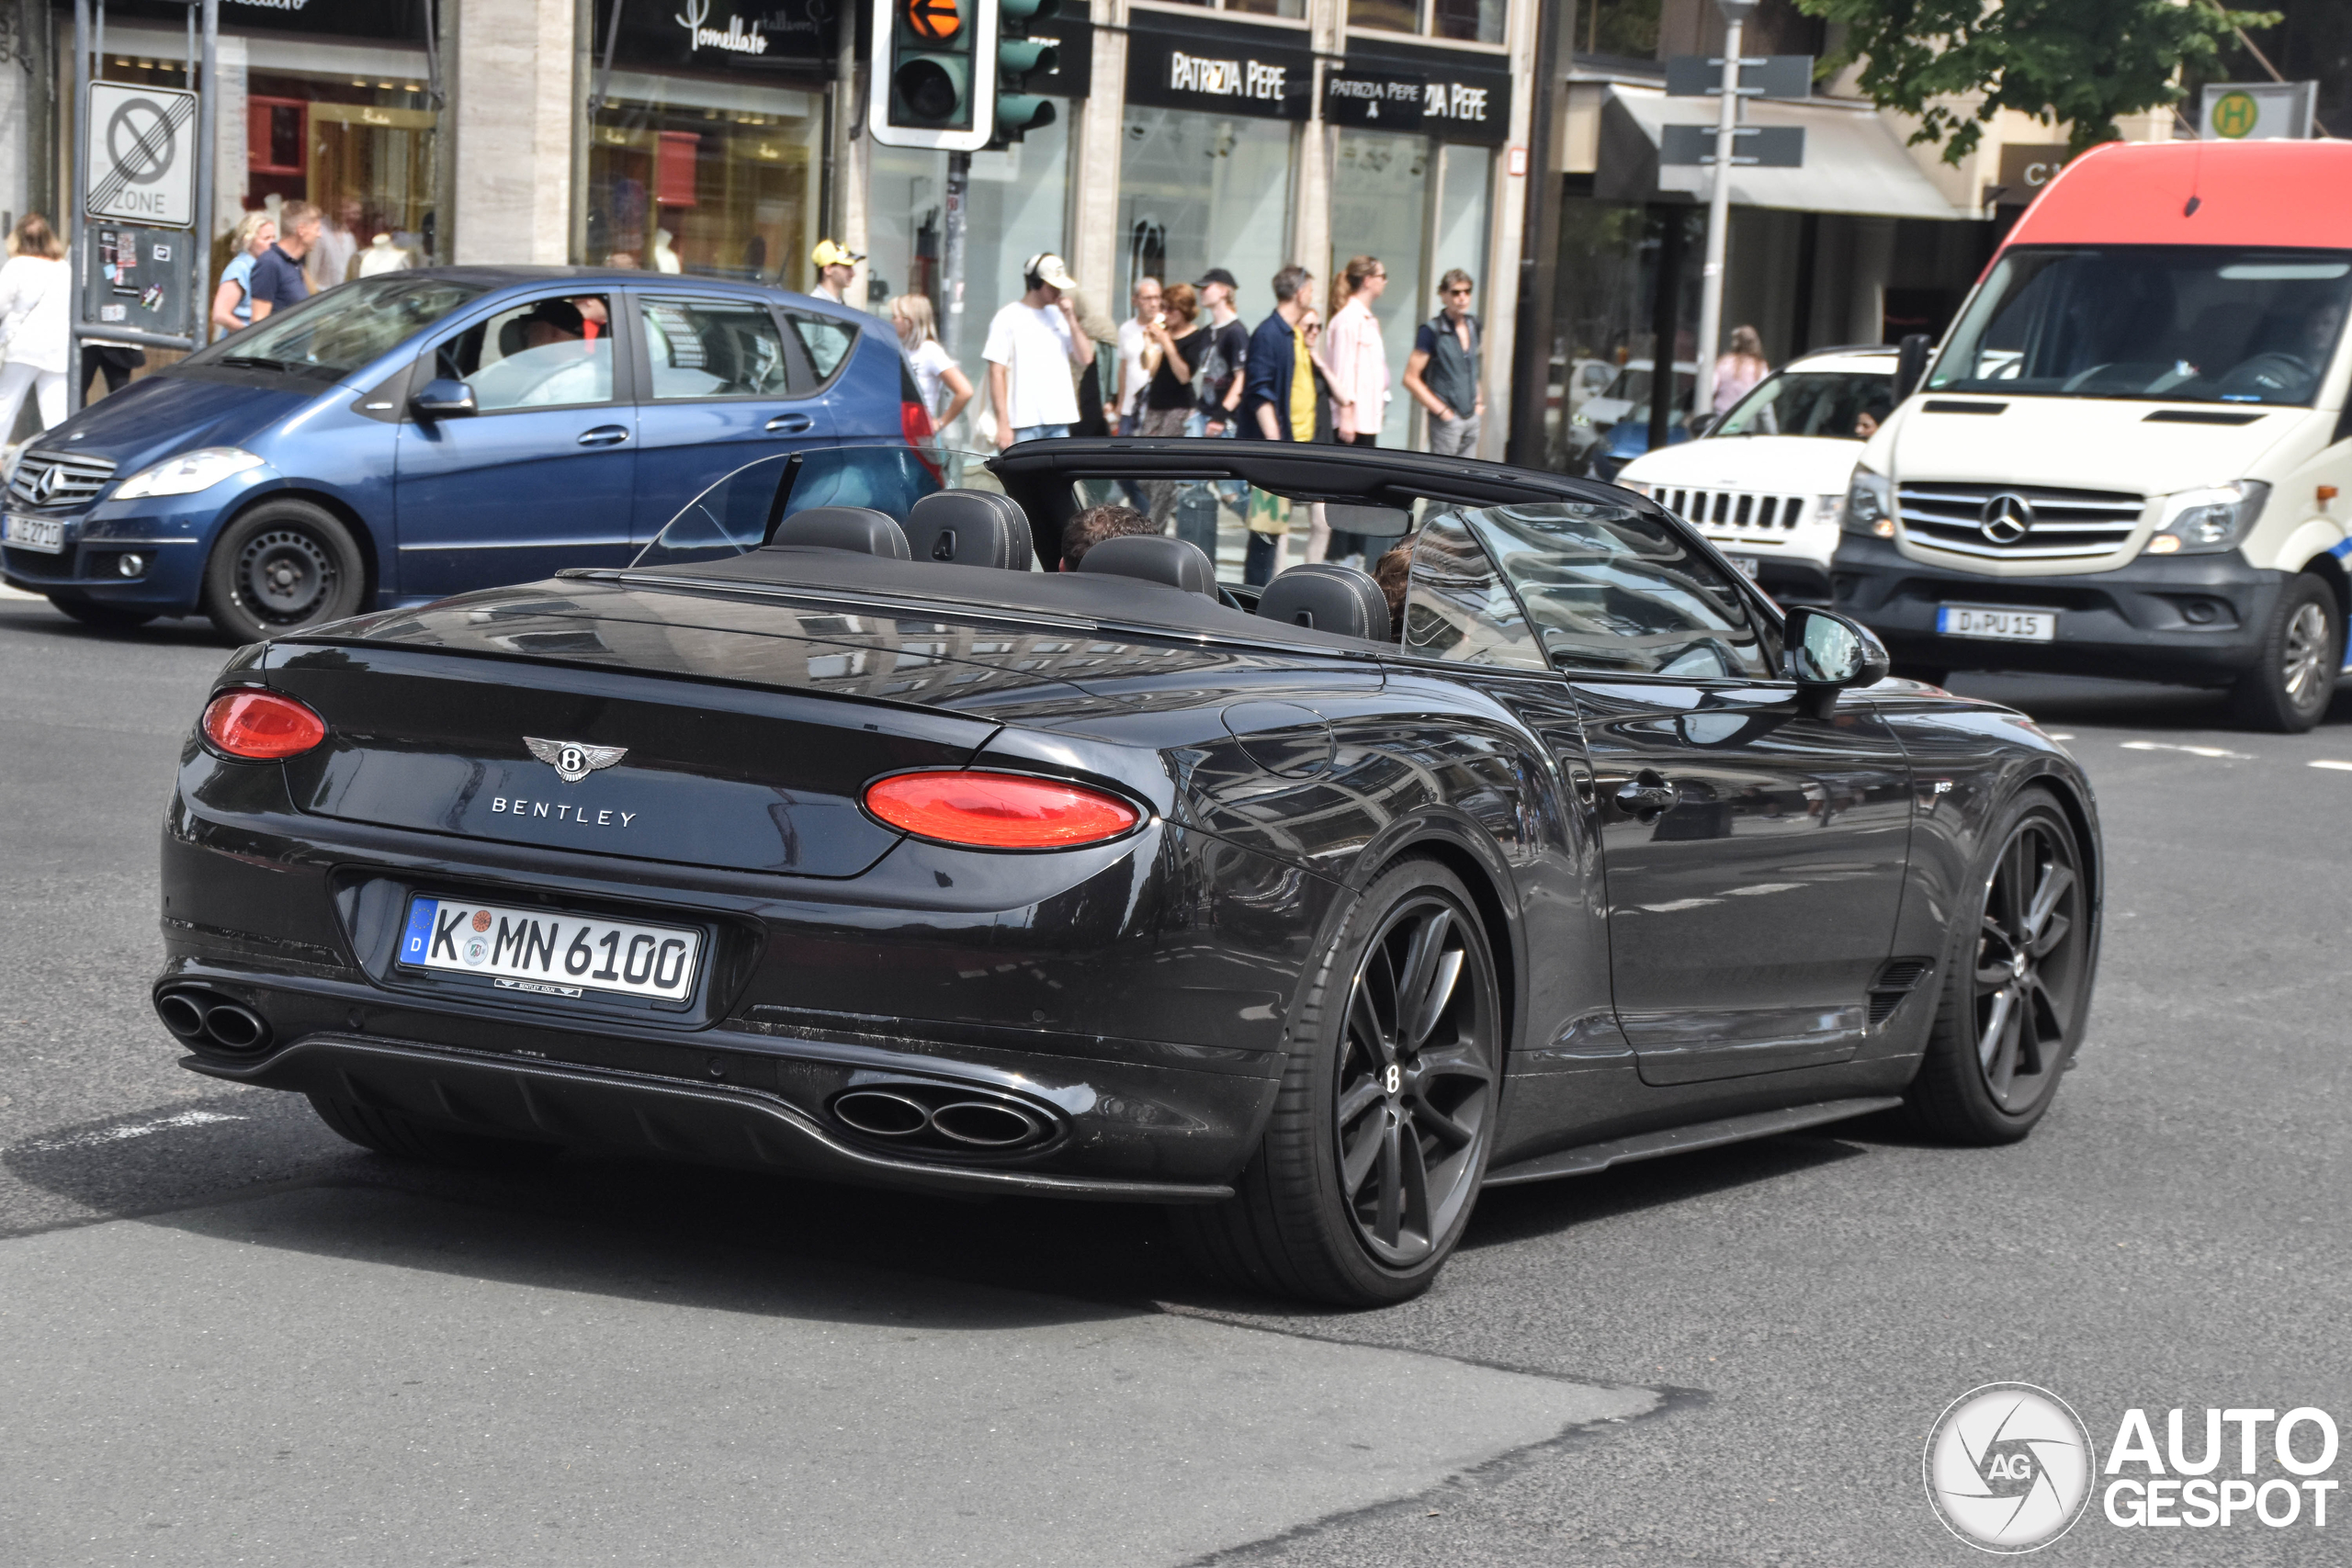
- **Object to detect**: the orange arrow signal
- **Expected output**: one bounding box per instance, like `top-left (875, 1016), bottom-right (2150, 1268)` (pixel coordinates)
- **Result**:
top-left (906, 0), bottom-right (961, 42)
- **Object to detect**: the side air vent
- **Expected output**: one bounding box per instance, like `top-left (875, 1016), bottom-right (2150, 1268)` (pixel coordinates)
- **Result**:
top-left (1867, 958), bottom-right (1935, 1026)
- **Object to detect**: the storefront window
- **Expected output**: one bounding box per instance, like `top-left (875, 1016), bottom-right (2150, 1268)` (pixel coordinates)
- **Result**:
top-left (1329, 129), bottom-right (1429, 446)
top-left (587, 73), bottom-right (823, 285)
top-left (1119, 108), bottom-right (1295, 320)
top-left (1348, 0), bottom-right (1505, 47)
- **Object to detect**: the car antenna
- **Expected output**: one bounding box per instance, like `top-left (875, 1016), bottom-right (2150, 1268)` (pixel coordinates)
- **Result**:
top-left (760, 452), bottom-right (806, 547)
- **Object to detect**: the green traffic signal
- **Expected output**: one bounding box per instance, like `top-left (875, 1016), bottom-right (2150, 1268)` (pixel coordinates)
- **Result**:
top-left (999, 0), bottom-right (1057, 18)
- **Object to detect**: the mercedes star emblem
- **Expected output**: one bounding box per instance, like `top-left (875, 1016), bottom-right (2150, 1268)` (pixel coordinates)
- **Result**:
top-left (29, 466), bottom-right (62, 503)
top-left (1978, 491), bottom-right (2035, 546)
top-left (525, 737), bottom-right (628, 784)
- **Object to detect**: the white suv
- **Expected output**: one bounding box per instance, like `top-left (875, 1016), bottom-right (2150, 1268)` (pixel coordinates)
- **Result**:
top-left (1615, 347), bottom-right (1896, 604)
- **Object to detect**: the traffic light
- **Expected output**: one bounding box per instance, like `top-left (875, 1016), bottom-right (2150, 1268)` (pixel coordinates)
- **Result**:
top-left (991, 0), bottom-right (1059, 145)
top-left (869, 0), bottom-right (1000, 151)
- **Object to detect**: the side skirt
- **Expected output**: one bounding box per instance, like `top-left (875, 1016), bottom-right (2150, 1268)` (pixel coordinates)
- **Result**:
top-left (1480, 1096), bottom-right (1904, 1188)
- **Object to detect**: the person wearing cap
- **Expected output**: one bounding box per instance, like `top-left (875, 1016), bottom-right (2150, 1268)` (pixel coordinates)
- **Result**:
top-left (810, 239), bottom-right (864, 306)
top-left (1193, 267), bottom-right (1250, 439)
top-left (982, 253), bottom-right (1090, 448)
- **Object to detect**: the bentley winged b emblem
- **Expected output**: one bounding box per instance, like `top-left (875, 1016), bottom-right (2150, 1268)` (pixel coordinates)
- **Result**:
top-left (525, 737), bottom-right (628, 784)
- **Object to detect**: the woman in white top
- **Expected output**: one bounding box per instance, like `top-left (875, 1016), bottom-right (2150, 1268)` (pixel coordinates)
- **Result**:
top-left (1324, 255), bottom-right (1390, 446)
top-left (0, 213), bottom-right (71, 438)
top-left (210, 211), bottom-right (277, 339)
top-left (1713, 324), bottom-right (1770, 415)
top-left (889, 293), bottom-right (974, 437)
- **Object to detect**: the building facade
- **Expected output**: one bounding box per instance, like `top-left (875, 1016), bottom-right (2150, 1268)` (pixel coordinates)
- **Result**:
top-left (1, 0), bottom-right (1538, 456)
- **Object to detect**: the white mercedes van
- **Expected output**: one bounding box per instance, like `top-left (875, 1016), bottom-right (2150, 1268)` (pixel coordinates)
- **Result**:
top-left (1618, 346), bottom-right (1896, 604)
top-left (1832, 139), bottom-right (2352, 730)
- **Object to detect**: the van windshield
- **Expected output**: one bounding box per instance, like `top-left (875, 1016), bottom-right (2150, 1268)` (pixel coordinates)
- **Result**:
top-left (1928, 246), bottom-right (2352, 406)
top-left (182, 274), bottom-right (492, 380)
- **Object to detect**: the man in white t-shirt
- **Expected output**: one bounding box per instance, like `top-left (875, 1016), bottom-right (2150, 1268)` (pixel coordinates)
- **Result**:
top-left (1114, 275), bottom-right (1162, 436)
top-left (982, 253), bottom-right (1090, 448)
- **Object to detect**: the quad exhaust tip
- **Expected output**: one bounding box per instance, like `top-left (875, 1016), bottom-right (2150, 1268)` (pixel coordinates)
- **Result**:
top-left (154, 987), bottom-right (273, 1055)
top-left (831, 1083), bottom-right (1054, 1154)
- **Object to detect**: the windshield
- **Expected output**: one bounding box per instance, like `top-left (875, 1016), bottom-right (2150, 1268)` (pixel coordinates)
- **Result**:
top-left (1603, 366), bottom-right (1695, 408)
top-left (1713, 369), bottom-right (1893, 437)
top-left (1929, 246), bottom-right (2352, 405)
top-left (635, 443), bottom-right (1002, 569)
top-left (184, 274), bottom-right (492, 380)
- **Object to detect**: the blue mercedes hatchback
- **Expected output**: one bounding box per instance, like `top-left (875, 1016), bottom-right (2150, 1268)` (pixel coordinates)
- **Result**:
top-left (0, 267), bottom-right (921, 639)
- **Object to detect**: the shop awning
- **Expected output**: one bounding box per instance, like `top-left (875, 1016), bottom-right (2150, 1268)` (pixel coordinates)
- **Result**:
top-left (1600, 84), bottom-right (1965, 220)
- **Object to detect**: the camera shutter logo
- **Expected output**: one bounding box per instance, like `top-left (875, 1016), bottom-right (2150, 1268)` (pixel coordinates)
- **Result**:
top-left (1923, 1382), bottom-right (2096, 1552)
top-left (1979, 491), bottom-right (2035, 546)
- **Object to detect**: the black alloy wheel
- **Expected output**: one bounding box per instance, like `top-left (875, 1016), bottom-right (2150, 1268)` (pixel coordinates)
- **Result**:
top-left (1906, 789), bottom-right (2092, 1143)
top-left (1173, 858), bottom-right (1500, 1305)
top-left (2230, 573), bottom-right (2340, 732)
top-left (200, 499), bottom-right (367, 644)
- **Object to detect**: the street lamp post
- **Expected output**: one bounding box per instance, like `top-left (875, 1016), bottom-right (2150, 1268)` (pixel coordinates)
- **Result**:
top-left (1690, 0), bottom-right (1757, 422)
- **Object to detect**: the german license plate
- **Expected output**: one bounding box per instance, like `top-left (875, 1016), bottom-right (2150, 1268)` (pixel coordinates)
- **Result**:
top-left (1938, 604), bottom-right (2055, 642)
top-left (398, 896), bottom-right (700, 1001)
top-left (2, 513), bottom-right (65, 554)
top-left (1725, 553), bottom-right (1760, 581)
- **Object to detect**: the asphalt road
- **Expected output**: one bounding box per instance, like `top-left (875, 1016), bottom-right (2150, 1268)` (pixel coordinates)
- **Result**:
top-left (2, 589), bottom-right (2346, 1566)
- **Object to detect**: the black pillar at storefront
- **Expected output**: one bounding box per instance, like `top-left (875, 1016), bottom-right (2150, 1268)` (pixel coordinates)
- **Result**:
top-left (1646, 206), bottom-right (1682, 455)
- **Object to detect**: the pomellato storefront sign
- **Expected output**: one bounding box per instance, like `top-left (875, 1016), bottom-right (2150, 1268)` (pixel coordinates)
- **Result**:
top-left (593, 0), bottom-right (837, 74)
top-left (1125, 17), bottom-right (1315, 120)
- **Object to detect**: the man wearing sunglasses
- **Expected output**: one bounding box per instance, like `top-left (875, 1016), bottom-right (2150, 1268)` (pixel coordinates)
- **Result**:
top-left (1404, 269), bottom-right (1485, 457)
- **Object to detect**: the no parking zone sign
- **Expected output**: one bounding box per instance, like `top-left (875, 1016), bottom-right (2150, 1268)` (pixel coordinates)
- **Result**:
top-left (85, 82), bottom-right (198, 228)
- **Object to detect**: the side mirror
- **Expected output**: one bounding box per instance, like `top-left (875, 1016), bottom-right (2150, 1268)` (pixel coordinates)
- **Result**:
top-left (410, 378), bottom-right (478, 418)
top-left (1892, 333), bottom-right (1933, 404)
top-left (1784, 605), bottom-right (1890, 714)
top-left (1687, 411), bottom-right (1719, 437)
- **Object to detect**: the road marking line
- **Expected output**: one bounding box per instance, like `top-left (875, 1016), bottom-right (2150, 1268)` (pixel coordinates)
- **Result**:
top-left (2043, 732), bottom-right (2075, 739)
top-left (13, 1109), bottom-right (244, 1153)
top-left (2119, 740), bottom-right (2254, 760)
top-left (2311, 760), bottom-right (2352, 772)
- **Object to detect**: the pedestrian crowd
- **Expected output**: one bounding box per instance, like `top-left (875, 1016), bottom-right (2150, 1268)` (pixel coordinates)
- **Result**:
top-left (868, 243), bottom-right (1487, 587)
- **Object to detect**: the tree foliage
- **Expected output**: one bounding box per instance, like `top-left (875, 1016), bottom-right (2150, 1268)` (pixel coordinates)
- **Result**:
top-left (1794, 0), bottom-right (2283, 163)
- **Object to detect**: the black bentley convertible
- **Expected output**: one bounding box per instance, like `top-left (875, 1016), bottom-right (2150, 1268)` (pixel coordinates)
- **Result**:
top-left (155, 439), bottom-right (2100, 1304)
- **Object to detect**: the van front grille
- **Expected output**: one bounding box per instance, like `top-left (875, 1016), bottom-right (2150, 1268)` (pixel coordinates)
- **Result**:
top-left (1897, 481), bottom-right (2143, 560)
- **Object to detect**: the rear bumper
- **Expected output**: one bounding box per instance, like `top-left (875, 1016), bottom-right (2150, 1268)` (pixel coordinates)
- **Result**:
top-left (181, 1031), bottom-right (1237, 1202)
top-left (1831, 533), bottom-right (2284, 682)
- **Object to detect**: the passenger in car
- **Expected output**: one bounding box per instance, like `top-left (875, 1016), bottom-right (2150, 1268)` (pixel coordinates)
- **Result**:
top-left (1371, 536), bottom-right (1415, 640)
top-left (1060, 502), bottom-right (1158, 570)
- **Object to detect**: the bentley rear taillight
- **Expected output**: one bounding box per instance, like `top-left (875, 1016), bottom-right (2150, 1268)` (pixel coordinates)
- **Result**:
top-left (864, 772), bottom-right (1142, 850)
top-left (202, 690), bottom-right (326, 760)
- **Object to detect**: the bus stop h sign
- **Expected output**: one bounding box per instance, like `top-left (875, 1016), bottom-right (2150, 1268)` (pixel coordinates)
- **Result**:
top-left (85, 82), bottom-right (198, 228)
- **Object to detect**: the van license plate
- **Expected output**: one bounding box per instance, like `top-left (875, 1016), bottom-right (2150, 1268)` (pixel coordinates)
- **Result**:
top-left (3, 513), bottom-right (65, 554)
top-left (398, 896), bottom-right (700, 1000)
top-left (1939, 604), bottom-right (2055, 642)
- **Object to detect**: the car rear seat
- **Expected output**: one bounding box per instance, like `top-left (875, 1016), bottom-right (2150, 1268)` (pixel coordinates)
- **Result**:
top-left (1256, 563), bottom-right (1390, 641)
top-left (904, 490), bottom-right (1033, 570)
top-left (767, 506), bottom-right (910, 558)
top-left (1075, 534), bottom-right (1218, 596)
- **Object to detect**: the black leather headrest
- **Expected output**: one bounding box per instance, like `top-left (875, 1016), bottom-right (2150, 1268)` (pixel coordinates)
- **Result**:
top-left (769, 506), bottom-right (910, 558)
top-left (1077, 534), bottom-right (1216, 596)
top-left (905, 490), bottom-right (1032, 570)
top-left (1257, 563), bottom-right (1391, 642)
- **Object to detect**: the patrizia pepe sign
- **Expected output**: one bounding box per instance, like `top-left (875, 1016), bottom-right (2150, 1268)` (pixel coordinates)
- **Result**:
top-left (1126, 17), bottom-right (1314, 119)
top-left (1324, 51), bottom-right (1512, 143)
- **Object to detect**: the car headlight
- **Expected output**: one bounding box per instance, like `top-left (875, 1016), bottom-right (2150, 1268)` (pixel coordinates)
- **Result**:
top-left (112, 447), bottom-right (266, 501)
top-left (1841, 468), bottom-right (1894, 537)
top-left (2147, 479), bottom-right (2267, 556)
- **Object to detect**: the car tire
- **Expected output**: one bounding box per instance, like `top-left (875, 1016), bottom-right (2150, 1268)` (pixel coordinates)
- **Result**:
top-left (307, 1092), bottom-right (563, 1168)
top-left (47, 593), bottom-right (155, 629)
top-left (1171, 858), bottom-right (1501, 1306)
top-left (1904, 787), bottom-right (2092, 1145)
top-left (200, 499), bottom-right (367, 644)
top-left (2228, 573), bottom-right (2339, 733)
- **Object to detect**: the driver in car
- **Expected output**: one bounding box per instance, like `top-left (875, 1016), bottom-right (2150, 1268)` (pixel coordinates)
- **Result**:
top-left (470, 299), bottom-right (607, 409)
